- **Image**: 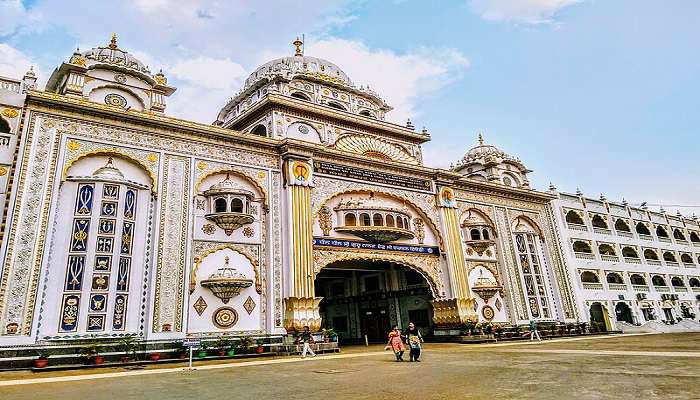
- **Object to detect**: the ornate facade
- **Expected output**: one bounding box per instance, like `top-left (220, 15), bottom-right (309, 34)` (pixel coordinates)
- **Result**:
top-left (0, 36), bottom-right (599, 346)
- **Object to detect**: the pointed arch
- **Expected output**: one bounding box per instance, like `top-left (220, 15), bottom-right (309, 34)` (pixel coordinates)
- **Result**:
top-left (62, 148), bottom-right (157, 193)
top-left (460, 208), bottom-right (496, 230)
top-left (511, 214), bottom-right (544, 239)
top-left (190, 244), bottom-right (262, 295)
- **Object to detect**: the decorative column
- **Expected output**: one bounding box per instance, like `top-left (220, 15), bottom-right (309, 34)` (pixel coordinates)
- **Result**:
top-left (283, 157), bottom-right (322, 332)
top-left (432, 186), bottom-right (478, 328)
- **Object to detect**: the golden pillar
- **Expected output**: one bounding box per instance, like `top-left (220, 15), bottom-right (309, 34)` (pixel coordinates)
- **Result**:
top-left (432, 186), bottom-right (478, 327)
top-left (283, 159), bottom-right (322, 332)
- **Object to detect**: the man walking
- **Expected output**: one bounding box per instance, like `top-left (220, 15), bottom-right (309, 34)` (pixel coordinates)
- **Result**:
top-left (529, 320), bottom-right (541, 341)
top-left (299, 326), bottom-right (316, 358)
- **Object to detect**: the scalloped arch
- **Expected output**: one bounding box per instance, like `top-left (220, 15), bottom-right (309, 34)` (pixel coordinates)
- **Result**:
top-left (195, 167), bottom-right (268, 210)
top-left (190, 244), bottom-right (262, 295)
top-left (460, 208), bottom-right (496, 230)
top-left (314, 188), bottom-right (444, 250)
top-left (511, 214), bottom-right (544, 239)
top-left (333, 134), bottom-right (416, 164)
top-left (62, 148), bottom-right (157, 193)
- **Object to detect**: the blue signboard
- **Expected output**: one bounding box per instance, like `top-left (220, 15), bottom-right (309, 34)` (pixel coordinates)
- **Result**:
top-left (313, 238), bottom-right (440, 256)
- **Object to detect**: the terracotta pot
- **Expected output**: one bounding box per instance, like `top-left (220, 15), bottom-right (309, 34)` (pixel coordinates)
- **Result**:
top-left (149, 353), bottom-right (161, 361)
top-left (256, 346), bottom-right (264, 354)
top-left (324, 337), bottom-right (330, 343)
top-left (178, 352), bottom-right (188, 360)
top-left (218, 350), bottom-right (226, 357)
top-left (93, 356), bottom-right (105, 365)
top-left (33, 358), bottom-right (49, 368)
top-left (120, 356), bottom-right (130, 363)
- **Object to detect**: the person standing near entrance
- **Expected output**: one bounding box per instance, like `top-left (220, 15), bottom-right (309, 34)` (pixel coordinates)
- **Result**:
top-left (299, 326), bottom-right (316, 358)
top-left (404, 322), bottom-right (423, 362)
top-left (385, 325), bottom-right (405, 361)
top-left (529, 319), bottom-right (541, 341)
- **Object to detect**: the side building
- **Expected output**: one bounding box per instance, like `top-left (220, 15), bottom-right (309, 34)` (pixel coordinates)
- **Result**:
top-left (551, 189), bottom-right (700, 330)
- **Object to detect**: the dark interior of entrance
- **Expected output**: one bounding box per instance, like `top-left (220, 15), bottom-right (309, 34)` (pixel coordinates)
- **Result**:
top-left (315, 260), bottom-right (434, 343)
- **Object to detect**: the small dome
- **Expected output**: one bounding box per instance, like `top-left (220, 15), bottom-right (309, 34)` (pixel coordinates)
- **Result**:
top-left (458, 134), bottom-right (522, 166)
top-left (204, 174), bottom-right (253, 197)
top-left (79, 34), bottom-right (150, 75)
top-left (244, 55), bottom-right (353, 91)
top-left (92, 157), bottom-right (125, 180)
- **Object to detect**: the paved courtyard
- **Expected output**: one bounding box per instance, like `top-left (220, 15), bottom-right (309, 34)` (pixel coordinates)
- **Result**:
top-left (1, 333), bottom-right (699, 400)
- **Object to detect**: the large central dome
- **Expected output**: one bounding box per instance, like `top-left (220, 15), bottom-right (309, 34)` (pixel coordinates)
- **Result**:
top-left (244, 54), bottom-right (353, 90)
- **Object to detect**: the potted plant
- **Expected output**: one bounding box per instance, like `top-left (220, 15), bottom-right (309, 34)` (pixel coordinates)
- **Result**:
top-left (80, 343), bottom-right (103, 365)
top-left (461, 321), bottom-right (476, 336)
top-left (197, 343), bottom-right (209, 359)
top-left (174, 342), bottom-right (188, 359)
top-left (321, 328), bottom-right (336, 343)
top-left (118, 336), bottom-right (137, 363)
top-left (33, 349), bottom-right (51, 368)
top-left (214, 336), bottom-right (231, 357)
top-left (482, 322), bottom-right (494, 337)
top-left (494, 324), bottom-right (504, 339)
top-left (149, 352), bottom-right (161, 361)
top-left (255, 340), bottom-right (265, 354)
top-left (238, 336), bottom-right (254, 354)
top-left (549, 324), bottom-right (557, 336)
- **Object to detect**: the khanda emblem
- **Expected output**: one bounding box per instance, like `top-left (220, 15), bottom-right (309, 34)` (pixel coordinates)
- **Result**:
top-left (76, 185), bottom-right (94, 214)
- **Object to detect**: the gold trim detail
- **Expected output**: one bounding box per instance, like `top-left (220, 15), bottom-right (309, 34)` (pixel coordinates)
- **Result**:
top-left (1, 109), bottom-right (19, 119)
top-left (62, 147), bottom-right (158, 194)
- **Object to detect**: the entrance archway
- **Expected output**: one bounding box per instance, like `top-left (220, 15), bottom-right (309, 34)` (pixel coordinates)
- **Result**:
top-left (615, 302), bottom-right (633, 324)
top-left (314, 260), bottom-right (434, 343)
top-left (589, 303), bottom-right (609, 332)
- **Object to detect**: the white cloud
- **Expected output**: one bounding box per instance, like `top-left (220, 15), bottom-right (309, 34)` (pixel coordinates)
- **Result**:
top-left (0, 43), bottom-right (43, 83)
top-left (307, 38), bottom-right (469, 123)
top-left (0, 0), bottom-right (27, 36)
top-left (470, 0), bottom-right (582, 24)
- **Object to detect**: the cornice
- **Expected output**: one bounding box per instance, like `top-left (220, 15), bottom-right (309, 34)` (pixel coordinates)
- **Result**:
top-left (455, 176), bottom-right (555, 204)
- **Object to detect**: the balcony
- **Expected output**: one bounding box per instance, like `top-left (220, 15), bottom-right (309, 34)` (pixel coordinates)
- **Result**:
top-left (676, 239), bottom-right (688, 246)
top-left (633, 285), bottom-right (649, 292)
top-left (692, 287), bottom-right (700, 293)
top-left (658, 237), bottom-right (671, 243)
top-left (593, 227), bottom-right (612, 235)
top-left (608, 283), bottom-right (627, 291)
top-left (665, 261), bottom-right (679, 267)
top-left (645, 259), bottom-right (662, 266)
top-left (568, 223), bottom-right (588, 232)
top-left (624, 257), bottom-right (642, 264)
top-left (683, 262), bottom-right (696, 268)
top-left (673, 286), bottom-right (688, 293)
top-left (654, 286), bottom-right (670, 293)
top-left (601, 255), bottom-right (619, 262)
top-left (617, 231), bottom-right (633, 238)
top-left (582, 282), bottom-right (604, 290)
top-left (638, 234), bottom-right (653, 241)
top-left (574, 252), bottom-right (595, 260)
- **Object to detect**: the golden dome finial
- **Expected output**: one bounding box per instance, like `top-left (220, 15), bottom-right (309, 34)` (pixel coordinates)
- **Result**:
top-left (293, 37), bottom-right (303, 56)
top-left (478, 131), bottom-right (484, 145)
top-left (109, 33), bottom-right (118, 49)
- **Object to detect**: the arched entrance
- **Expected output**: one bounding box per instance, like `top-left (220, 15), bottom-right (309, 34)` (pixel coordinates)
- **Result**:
top-left (615, 302), bottom-right (633, 324)
top-left (589, 303), bottom-right (609, 332)
top-left (314, 260), bottom-right (435, 343)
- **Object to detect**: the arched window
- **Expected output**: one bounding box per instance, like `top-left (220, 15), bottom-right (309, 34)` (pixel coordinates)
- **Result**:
top-left (607, 273), bottom-right (624, 284)
top-left (689, 278), bottom-right (700, 288)
top-left (403, 218), bottom-right (410, 230)
top-left (622, 247), bottom-right (638, 258)
top-left (359, 110), bottom-right (374, 118)
top-left (572, 240), bottom-right (592, 253)
top-left (690, 232), bottom-right (700, 243)
top-left (215, 198), bottom-right (227, 213)
top-left (651, 275), bottom-right (667, 287)
top-left (397, 217), bottom-right (404, 229)
top-left (0, 117), bottom-right (10, 133)
top-left (565, 210), bottom-right (584, 225)
top-left (513, 217), bottom-right (551, 319)
top-left (373, 213), bottom-right (384, 226)
top-left (251, 124), bottom-right (267, 136)
top-left (385, 215), bottom-right (394, 227)
top-left (644, 249), bottom-right (659, 260)
top-left (470, 229), bottom-right (481, 241)
top-left (580, 271), bottom-right (600, 283)
top-left (482, 229), bottom-right (490, 240)
top-left (630, 274), bottom-right (646, 285)
top-left (615, 219), bottom-right (631, 232)
top-left (656, 226), bottom-right (669, 238)
top-left (344, 213), bottom-right (356, 226)
top-left (671, 277), bottom-right (685, 287)
top-left (663, 251), bottom-right (677, 262)
top-left (681, 254), bottom-right (693, 264)
top-left (230, 198), bottom-right (244, 213)
top-left (360, 213), bottom-right (371, 226)
top-left (327, 101), bottom-right (346, 111)
top-left (598, 244), bottom-right (616, 255)
top-left (636, 222), bottom-right (651, 235)
top-left (591, 215), bottom-right (608, 229)
top-left (291, 92), bottom-right (311, 101)
top-left (673, 229), bottom-right (686, 241)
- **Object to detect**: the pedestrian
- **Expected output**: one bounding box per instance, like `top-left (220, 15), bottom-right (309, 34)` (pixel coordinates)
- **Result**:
top-left (299, 326), bottom-right (316, 358)
top-left (385, 325), bottom-right (405, 361)
top-left (404, 322), bottom-right (424, 362)
top-left (529, 319), bottom-right (541, 341)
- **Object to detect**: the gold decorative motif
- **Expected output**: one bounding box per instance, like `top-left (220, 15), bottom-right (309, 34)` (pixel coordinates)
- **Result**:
top-left (333, 134), bottom-right (416, 164)
top-left (69, 55), bottom-right (87, 67)
top-left (258, 171), bottom-right (266, 178)
top-left (1, 108), bottom-right (19, 119)
top-left (212, 307), bottom-right (238, 329)
top-left (291, 160), bottom-right (310, 182)
top-left (284, 297), bottom-right (322, 332)
top-left (67, 141), bottom-right (81, 151)
top-left (318, 205), bottom-right (333, 236)
top-left (193, 296), bottom-right (208, 316)
top-left (243, 226), bottom-right (255, 237)
top-left (0, 167), bottom-right (7, 177)
top-left (197, 161), bottom-right (208, 170)
top-left (147, 153), bottom-right (158, 163)
top-left (482, 305), bottom-right (495, 321)
top-left (202, 224), bottom-right (216, 235)
top-left (243, 296), bottom-right (256, 315)
top-left (413, 218), bottom-right (425, 244)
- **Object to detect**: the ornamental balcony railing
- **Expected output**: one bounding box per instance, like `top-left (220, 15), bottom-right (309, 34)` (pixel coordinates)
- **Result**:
top-left (601, 255), bottom-right (619, 262)
top-left (692, 242), bottom-right (700, 247)
top-left (582, 282), bottom-right (604, 290)
top-left (673, 286), bottom-right (688, 293)
top-left (567, 223), bottom-right (588, 232)
top-left (624, 257), bottom-right (642, 264)
top-left (676, 239), bottom-right (688, 245)
top-left (692, 287), bottom-right (700, 293)
top-left (633, 284), bottom-right (649, 292)
top-left (638, 234), bottom-right (653, 241)
top-left (654, 286), bottom-right (670, 293)
top-left (645, 259), bottom-right (662, 266)
top-left (683, 262), bottom-right (696, 268)
top-left (574, 252), bottom-right (595, 260)
top-left (608, 283), bottom-right (627, 291)
top-left (658, 237), bottom-right (671, 243)
top-left (665, 261), bottom-right (679, 267)
top-left (617, 231), bottom-right (634, 238)
top-left (593, 227), bottom-right (612, 235)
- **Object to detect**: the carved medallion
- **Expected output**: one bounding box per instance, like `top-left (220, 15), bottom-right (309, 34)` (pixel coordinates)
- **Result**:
top-left (212, 307), bottom-right (238, 329)
top-left (193, 296), bottom-right (208, 316)
top-left (202, 224), bottom-right (216, 235)
top-left (104, 93), bottom-right (127, 108)
top-left (243, 227), bottom-right (255, 237)
top-left (413, 218), bottom-right (425, 244)
top-left (318, 206), bottom-right (333, 236)
top-left (482, 305), bottom-right (495, 321)
top-left (243, 296), bottom-right (256, 315)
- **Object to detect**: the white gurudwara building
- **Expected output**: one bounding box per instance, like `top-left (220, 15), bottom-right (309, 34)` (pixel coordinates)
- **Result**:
top-left (0, 36), bottom-right (696, 354)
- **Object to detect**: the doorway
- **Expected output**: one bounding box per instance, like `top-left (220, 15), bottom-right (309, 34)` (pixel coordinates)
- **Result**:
top-left (615, 302), bottom-right (633, 324)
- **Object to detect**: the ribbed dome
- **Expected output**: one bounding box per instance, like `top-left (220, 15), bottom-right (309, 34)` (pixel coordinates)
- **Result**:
top-left (92, 158), bottom-right (125, 180)
top-left (455, 134), bottom-right (523, 168)
top-left (79, 34), bottom-right (150, 75)
top-left (204, 174), bottom-right (253, 196)
top-left (244, 55), bottom-right (353, 90)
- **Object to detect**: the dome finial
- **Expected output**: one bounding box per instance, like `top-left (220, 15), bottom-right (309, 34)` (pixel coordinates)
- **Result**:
top-left (478, 131), bottom-right (484, 145)
top-left (109, 33), bottom-right (118, 49)
top-left (293, 37), bottom-right (303, 56)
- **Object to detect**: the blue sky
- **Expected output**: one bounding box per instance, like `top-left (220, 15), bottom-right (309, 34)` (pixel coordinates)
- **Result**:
top-left (1, 0), bottom-right (698, 214)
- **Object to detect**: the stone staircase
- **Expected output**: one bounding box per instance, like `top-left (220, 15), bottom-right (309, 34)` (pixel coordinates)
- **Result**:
top-left (618, 320), bottom-right (700, 333)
